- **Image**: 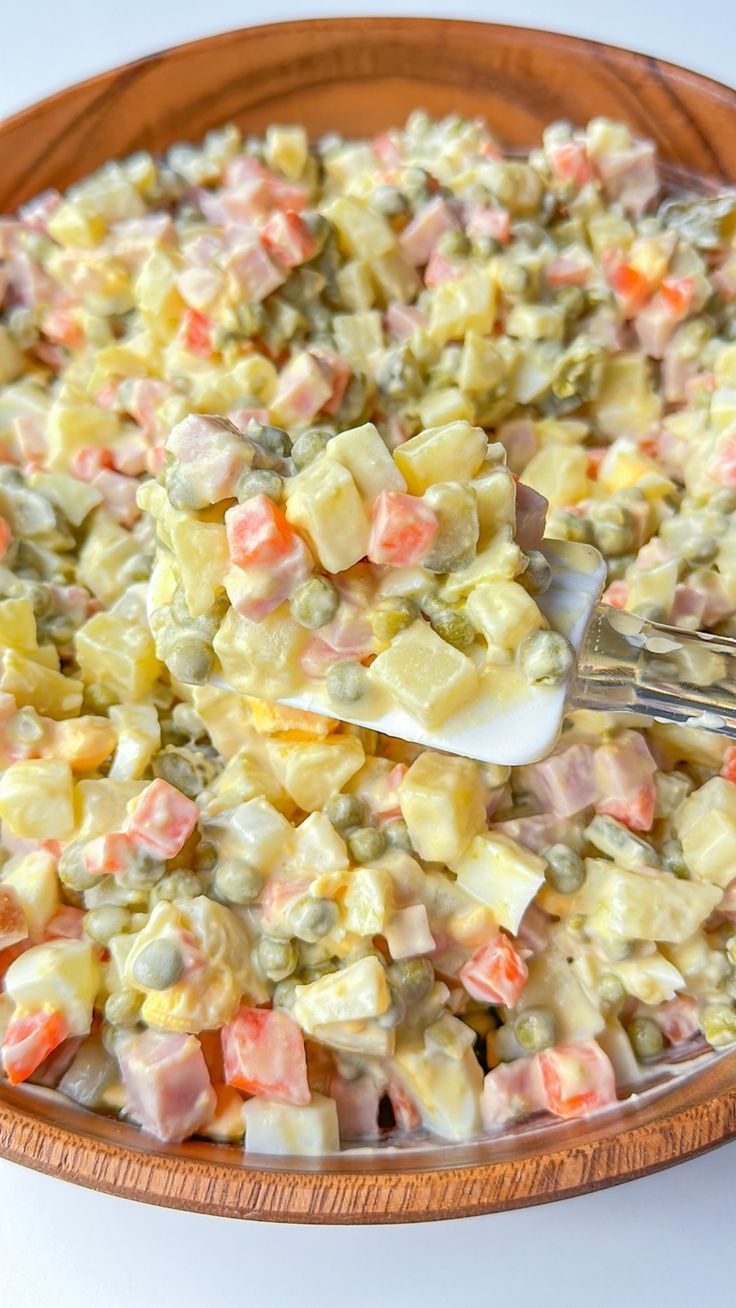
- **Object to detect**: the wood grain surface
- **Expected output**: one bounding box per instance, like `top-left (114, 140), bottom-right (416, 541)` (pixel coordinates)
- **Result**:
top-left (1, 17), bottom-right (735, 1222)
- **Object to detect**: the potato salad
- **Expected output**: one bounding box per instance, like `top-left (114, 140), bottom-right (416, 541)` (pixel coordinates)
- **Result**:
top-left (0, 112), bottom-right (736, 1154)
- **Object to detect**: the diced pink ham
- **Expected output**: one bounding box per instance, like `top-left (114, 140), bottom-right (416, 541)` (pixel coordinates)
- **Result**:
top-left (229, 406), bottom-right (271, 429)
top-left (112, 214), bottom-right (175, 268)
top-left (271, 353), bottom-right (332, 426)
top-left (181, 231), bottom-right (226, 268)
top-left (223, 240), bottom-right (286, 302)
top-left (310, 347), bottom-right (351, 415)
top-left (329, 1072), bottom-right (382, 1140)
top-left (175, 265), bottom-right (225, 311)
top-left (594, 140), bottom-right (659, 216)
top-left (634, 293), bottom-right (679, 359)
top-left (387, 1080), bottom-right (422, 1133)
top-left (118, 1030), bottom-right (216, 1142)
top-left (521, 743), bottom-right (599, 818)
top-left (707, 430), bottom-right (736, 491)
top-left (90, 469), bottom-right (141, 527)
top-left (492, 813), bottom-right (569, 855)
top-left (670, 584), bottom-right (707, 629)
top-left (399, 197), bottom-right (459, 266)
top-left (13, 415), bottom-right (47, 463)
top-left (260, 211), bottom-right (317, 268)
top-left (594, 730), bottom-right (657, 832)
top-left (653, 995), bottom-right (699, 1046)
top-left (44, 906), bottom-right (85, 941)
top-left (111, 432), bottom-right (151, 478)
top-left (545, 250), bottom-right (593, 288)
top-left (514, 480), bottom-right (547, 549)
top-left (498, 418), bottom-right (536, 474)
top-left (18, 189), bottom-right (62, 233)
top-left (119, 378), bottom-right (173, 436)
top-left (481, 1056), bottom-right (544, 1130)
top-left (385, 904), bottom-right (435, 960)
top-left (516, 902), bottom-right (552, 953)
top-left (385, 302), bottom-right (427, 338)
top-left (464, 205), bottom-right (511, 243)
top-left (300, 613), bottom-right (375, 678)
top-left (165, 414), bottom-right (251, 502)
top-left (424, 249), bottom-right (463, 287)
top-left (200, 178), bottom-right (273, 227)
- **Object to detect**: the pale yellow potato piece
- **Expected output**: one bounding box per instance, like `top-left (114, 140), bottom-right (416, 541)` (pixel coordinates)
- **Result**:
top-left (466, 580), bottom-right (545, 662)
top-left (0, 598), bottom-right (37, 652)
top-left (369, 621), bottom-right (478, 728)
top-left (326, 197), bottom-right (396, 259)
top-left (399, 751), bottom-right (486, 863)
top-left (0, 652), bottom-right (83, 719)
top-left (170, 517), bottom-right (228, 618)
top-left (213, 606), bottom-right (307, 700)
top-left (286, 459), bottom-right (369, 573)
top-left (293, 955), bottom-right (390, 1032)
top-left (393, 1038), bottom-right (482, 1141)
top-left (76, 611), bottom-right (161, 701)
top-left (522, 442), bottom-right (591, 508)
top-left (393, 420), bottom-right (487, 494)
top-left (582, 859), bottom-right (721, 943)
top-left (2, 850), bottom-right (59, 938)
top-left (4, 939), bottom-right (100, 1036)
top-left (266, 736), bottom-right (365, 811)
top-left (449, 832), bottom-right (546, 933)
top-left (0, 759), bottom-right (75, 841)
top-left (428, 269), bottom-right (496, 346)
top-left (244, 1094), bottom-right (340, 1156)
top-left (343, 866), bottom-right (393, 936)
top-left (325, 422), bottom-right (406, 503)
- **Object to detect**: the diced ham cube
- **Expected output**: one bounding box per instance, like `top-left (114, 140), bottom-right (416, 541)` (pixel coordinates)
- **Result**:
top-left (119, 1030), bottom-right (216, 1142)
top-left (654, 995), bottom-right (700, 1045)
top-left (387, 1080), bottom-right (421, 1133)
top-left (271, 352), bottom-right (333, 426)
top-left (13, 415), bottom-right (47, 463)
top-left (44, 906), bottom-right (85, 941)
top-left (498, 418), bottom-right (537, 473)
top-left (670, 584), bottom-right (707, 629)
top-left (368, 490), bottom-right (438, 566)
top-left (595, 140), bottom-right (659, 215)
top-left (222, 1006), bottom-right (310, 1106)
top-left (224, 239), bottom-right (286, 302)
top-left (90, 468), bottom-right (140, 527)
top-left (329, 1072), bottom-right (381, 1140)
top-left (19, 188), bottom-right (62, 233)
top-left (515, 902), bottom-right (552, 953)
top-left (310, 348), bottom-right (351, 416)
top-left (0, 885), bottom-right (28, 950)
top-left (178, 308), bottom-right (213, 357)
top-left (126, 778), bottom-right (199, 860)
top-left (225, 531), bottom-right (313, 622)
top-left (514, 480), bottom-right (548, 549)
top-left (385, 904), bottom-right (435, 960)
top-left (111, 432), bottom-right (150, 478)
top-left (424, 249), bottom-right (462, 287)
top-left (594, 731), bottom-right (657, 832)
top-left (464, 205), bottom-right (511, 243)
top-left (399, 197), bottom-right (459, 266)
top-left (225, 494), bottom-right (300, 570)
top-left (547, 141), bottom-right (593, 186)
top-left (481, 1055), bottom-right (545, 1130)
top-left (385, 302), bottom-right (427, 339)
top-left (261, 211), bottom-right (317, 268)
top-left (538, 1041), bottom-right (617, 1119)
top-left (522, 743), bottom-right (599, 818)
top-left (546, 251), bottom-right (592, 288)
top-left (459, 933), bottom-right (528, 1007)
top-left (175, 266), bottom-right (224, 313)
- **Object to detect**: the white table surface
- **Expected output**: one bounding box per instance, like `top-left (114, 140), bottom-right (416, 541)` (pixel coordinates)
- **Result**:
top-left (1, 3), bottom-right (734, 1305)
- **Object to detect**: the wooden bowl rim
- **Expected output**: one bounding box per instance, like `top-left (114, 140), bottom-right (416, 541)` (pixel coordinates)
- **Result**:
top-left (1, 15), bottom-right (736, 1221)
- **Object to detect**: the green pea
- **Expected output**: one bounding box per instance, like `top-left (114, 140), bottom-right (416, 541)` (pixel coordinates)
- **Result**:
top-left (701, 1002), bottom-right (736, 1048)
top-left (514, 1006), bottom-right (557, 1053)
top-left (289, 896), bottom-right (340, 943)
top-left (627, 1016), bottom-right (665, 1061)
top-left (271, 976), bottom-right (301, 1010)
top-left (301, 211), bottom-right (332, 253)
top-left (372, 185), bottom-right (409, 218)
top-left (598, 972), bottom-right (626, 1006)
top-left (165, 634), bottom-right (214, 685)
top-left (548, 510), bottom-right (594, 545)
top-left (544, 843), bottom-right (585, 894)
top-left (428, 607), bottom-right (476, 651)
top-left (555, 286), bottom-right (585, 318)
top-left (119, 855), bottom-right (166, 891)
top-left (377, 983), bottom-right (407, 1029)
top-left (194, 839), bottom-right (219, 873)
top-left (130, 938), bottom-right (184, 990)
top-left (104, 988), bottom-right (143, 1028)
top-left (436, 230), bottom-right (470, 258)
top-left (326, 660), bottom-right (369, 706)
top-left (661, 838), bottom-right (689, 878)
top-left (710, 489), bottom-right (736, 514)
top-left (370, 596), bottom-right (419, 644)
top-left (237, 468), bottom-right (284, 503)
top-left (166, 466), bottom-right (209, 511)
top-left (251, 424), bottom-right (290, 457)
top-left (256, 936), bottom-right (298, 981)
top-left (422, 484), bottom-right (479, 574)
top-left (324, 792), bottom-right (364, 832)
top-left (152, 746), bottom-right (209, 799)
top-left (347, 826), bottom-right (387, 865)
top-left (58, 840), bottom-right (98, 893)
top-left (290, 576), bottom-right (340, 629)
top-left (520, 550), bottom-right (552, 596)
top-left (520, 629), bottom-right (574, 685)
top-left (84, 906), bottom-right (131, 945)
top-left (388, 956), bottom-right (434, 1004)
top-left (681, 533), bottom-right (719, 565)
top-left (384, 818), bottom-right (413, 851)
top-left (214, 857), bottom-right (264, 905)
top-left (150, 871), bottom-right (202, 904)
top-left (291, 429), bottom-right (331, 470)
top-left (100, 1023), bottom-right (123, 1056)
top-left (498, 263), bottom-right (530, 298)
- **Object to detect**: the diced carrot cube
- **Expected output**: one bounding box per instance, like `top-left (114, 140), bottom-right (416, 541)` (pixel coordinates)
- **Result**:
top-left (225, 494), bottom-right (298, 570)
top-left (126, 778), bottom-right (199, 860)
top-left (368, 490), bottom-right (438, 567)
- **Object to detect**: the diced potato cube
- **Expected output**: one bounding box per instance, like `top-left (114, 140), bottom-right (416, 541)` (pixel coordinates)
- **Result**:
top-left (594, 353), bottom-right (661, 440)
top-left (522, 443), bottom-right (590, 508)
top-left (291, 811), bottom-right (348, 873)
top-left (507, 303), bottom-right (565, 341)
top-left (267, 736), bottom-right (365, 811)
top-left (0, 599), bottom-right (37, 652)
top-left (429, 270), bottom-right (496, 346)
top-left (466, 580), bottom-right (545, 662)
top-left (418, 388), bottom-right (474, 427)
top-left (336, 261), bottom-right (374, 311)
top-left (135, 249), bottom-right (185, 335)
top-left (312, 1019), bottom-right (395, 1057)
top-left (518, 949), bottom-right (604, 1041)
top-left (394, 421), bottom-right (487, 494)
top-left (206, 748), bottom-right (289, 816)
top-left (680, 809), bottom-right (736, 888)
top-left (76, 611), bottom-right (161, 701)
top-left (169, 518), bottom-right (228, 618)
top-left (191, 686), bottom-right (258, 762)
top-left (612, 952), bottom-right (684, 1005)
top-left (325, 422), bottom-right (406, 503)
top-left (459, 332), bottom-right (508, 393)
top-left (326, 197), bottom-right (396, 259)
top-left (371, 250), bottom-right (420, 304)
top-left (200, 1084), bottom-right (246, 1142)
top-left (677, 776), bottom-right (736, 837)
top-left (225, 797), bottom-right (293, 872)
top-left (213, 606), bottom-right (307, 700)
top-left (441, 531), bottom-right (525, 601)
top-left (370, 621), bottom-right (478, 727)
top-left (265, 124), bottom-right (308, 179)
top-left (74, 779), bottom-right (147, 840)
top-left (2, 850), bottom-right (59, 938)
top-left (29, 472), bottom-right (102, 526)
top-left (333, 311), bottom-right (384, 372)
top-left (343, 866), bottom-right (392, 935)
top-left (472, 468), bottom-right (516, 541)
top-left (108, 704), bottom-right (161, 781)
top-left (77, 511), bottom-right (145, 605)
top-left (4, 939), bottom-right (100, 1036)
top-left (286, 460), bottom-right (369, 572)
top-left (0, 759), bottom-right (75, 840)
top-left (393, 1038), bottom-right (482, 1140)
top-left (582, 859), bottom-right (721, 942)
top-left (1, 651), bottom-right (83, 719)
top-left (244, 1093), bottom-right (340, 1156)
top-left (449, 833), bottom-right (546, 933)
top-left (293, 956), bottom-right (389, 1032)
top-left (399, 750), bottom-right (486, 863)
top-left (46, 403), bottom-right (120, 472)
top-left (47, 202), bottom-right (105, 248)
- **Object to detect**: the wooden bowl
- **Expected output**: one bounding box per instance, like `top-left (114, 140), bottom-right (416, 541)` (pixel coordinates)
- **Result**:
top-left (1, 17), bottom-right (736, 1222)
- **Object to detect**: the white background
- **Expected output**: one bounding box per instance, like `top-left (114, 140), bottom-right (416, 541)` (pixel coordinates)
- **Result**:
top-left (1, 3), bottom-right (734, 1305)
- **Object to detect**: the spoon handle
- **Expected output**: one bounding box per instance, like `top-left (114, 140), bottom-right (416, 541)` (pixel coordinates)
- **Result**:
top-left (571, 604), bottom-right (736, 738)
